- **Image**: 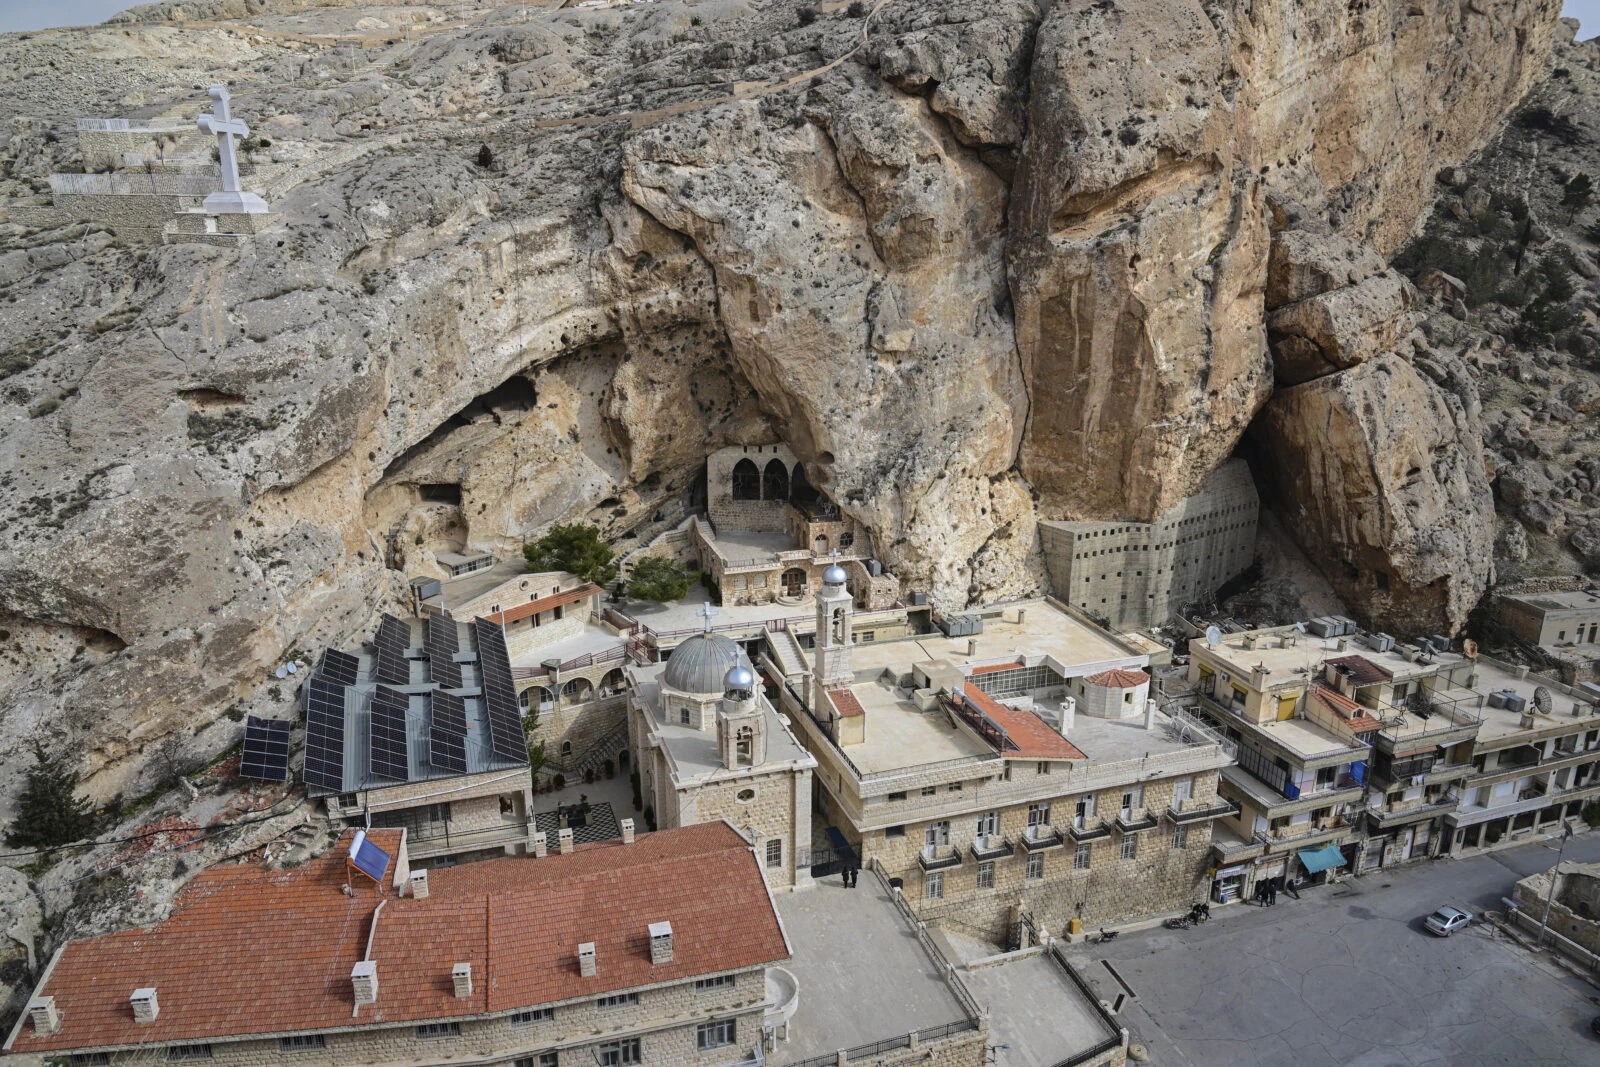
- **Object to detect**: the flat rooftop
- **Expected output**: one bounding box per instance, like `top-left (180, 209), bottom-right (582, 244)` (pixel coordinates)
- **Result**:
top-left (957, 951), bottom-right (1120, 1066)
top-left (507, 625), bottom-right (625, 670)
top-left (1504, 588), bottom-right (1600, 614)
top-left (827, 679), bottom-right (995, 775)
top-left (771, 876), bottom-right (971, 1064)
top-left (1468, 657), bottom-right (1600, 744)
top-left (702, 528), bottom-right (796, 564)
top-left (427, 559), bottom-right (528, 613)
top-left (632, 668), bottom-right (813, 780)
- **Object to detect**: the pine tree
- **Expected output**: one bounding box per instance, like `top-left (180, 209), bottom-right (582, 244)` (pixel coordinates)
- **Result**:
top-left (1562, 172), bottom-right (1593, 222)
top-left (5, 742), bottom-right (93, 851)
top-left (523, 524), bottom-right (617, 587)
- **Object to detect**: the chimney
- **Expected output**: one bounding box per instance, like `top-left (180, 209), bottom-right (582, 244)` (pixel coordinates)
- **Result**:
top-left (577, 942), bottom-right (597, 978)
top-left (351, 960), bottom-right (378, 1006)
top-left (532, 831), bottom-right (548, 859)
top-left (452, 963), bottom-right (473, 998)
top-left (130, 988), bottom-right (159, 1023)
top-left (409, 869), bottom-right (430, 899)
top-left (27, 997), bottom-right (60, 1036)
top-left (649, 921), bottom-right (674, 964)
top-left (1144, 702), bottom-right (1157, 731)
top-left (1243, 635), bottom-right (1257, 650)
top-left (967, 638), bottom-right (978, 656)
top-left (558, 828), bottom-right (575, 855)
top-left (620, 818), bottom-right (636, 845)
top-left (1336, 638), bottom-right (1348, 652)
top-left (1059, 696), bottom-right (1076, 737)
top-left (1016, 608), bottom-right (1027, 625)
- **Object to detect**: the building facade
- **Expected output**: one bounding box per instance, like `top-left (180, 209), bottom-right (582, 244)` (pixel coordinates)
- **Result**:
top-left (4, 825), bottom-right (791, 1067)
top-left (1040, 458), bottom-right (1258, 630)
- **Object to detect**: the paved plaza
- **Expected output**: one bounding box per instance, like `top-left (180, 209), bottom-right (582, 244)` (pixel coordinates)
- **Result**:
top-left (1064, 831), bottom-right (1600, 1066)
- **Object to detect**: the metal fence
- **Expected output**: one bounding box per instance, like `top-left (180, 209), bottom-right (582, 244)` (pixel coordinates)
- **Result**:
top-left (1045, 942), bottom-right (1128, 1067)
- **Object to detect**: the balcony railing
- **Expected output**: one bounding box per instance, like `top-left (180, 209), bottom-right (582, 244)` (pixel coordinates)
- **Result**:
top-left (1365, 793), bottom-right (1460, 829)
top-left (969, 836), bottom-right (1012, 861)
top-left (1166, 797), bottom-right (1238, 824)
top-left (917, 845), bottom-right (964, 871)
top-left (1115, 810), bottom-right (1160, 834)
top-left (1021, 824), bottom-right (1068, 850)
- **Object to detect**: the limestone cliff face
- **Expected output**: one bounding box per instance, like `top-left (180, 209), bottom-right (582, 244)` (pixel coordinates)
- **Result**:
top-left (0, 0), bottom-right (1561, 803)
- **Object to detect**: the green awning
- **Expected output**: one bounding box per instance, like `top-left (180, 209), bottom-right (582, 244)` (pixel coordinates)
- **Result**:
top-left (1297, 842), bottom-right (1347, 874)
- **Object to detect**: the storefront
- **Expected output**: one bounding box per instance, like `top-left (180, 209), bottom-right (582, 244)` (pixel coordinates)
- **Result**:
top-left (1211, 863), bottom-right (1250, 904)
top-left (1295, 841), bottom-right (1349, 885)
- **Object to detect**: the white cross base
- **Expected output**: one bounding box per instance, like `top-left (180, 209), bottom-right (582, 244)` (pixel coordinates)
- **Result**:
top-left (197, 84), bottom-right (269, 216)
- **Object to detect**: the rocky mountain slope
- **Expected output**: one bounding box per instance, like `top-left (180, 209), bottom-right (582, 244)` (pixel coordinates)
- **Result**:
top-left (0, 0), bottom-right (1561, 809)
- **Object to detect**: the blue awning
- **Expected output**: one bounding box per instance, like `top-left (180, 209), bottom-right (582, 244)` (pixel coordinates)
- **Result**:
top-left (1297, 842), bottom-right (1347, 874)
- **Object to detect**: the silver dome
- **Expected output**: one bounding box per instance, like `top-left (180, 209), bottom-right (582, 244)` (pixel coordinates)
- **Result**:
top-left (724, 665), bottom-right (756, 693)
top-left (662, 633), bottom-right (753, 694)
top-left (822, 564), bottom-right (848, 586)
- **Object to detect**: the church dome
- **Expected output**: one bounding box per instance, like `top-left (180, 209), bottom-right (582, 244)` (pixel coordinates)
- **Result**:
top-left (662, 633), bottom-right (752, 694)
top-left (724, 665), bottom-right (756, 694)
top-left (822, 563), bottom-right (848, 586)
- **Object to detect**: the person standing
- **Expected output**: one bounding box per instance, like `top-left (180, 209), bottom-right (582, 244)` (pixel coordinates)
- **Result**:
top-left (1267, 877), bottom-right (1278, 907)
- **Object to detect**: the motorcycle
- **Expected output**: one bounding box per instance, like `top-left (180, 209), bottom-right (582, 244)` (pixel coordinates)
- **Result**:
top-left (1162, 915), bottom-right (1194, 930)
top-left (1094, 927), bottom-right (1120, 943)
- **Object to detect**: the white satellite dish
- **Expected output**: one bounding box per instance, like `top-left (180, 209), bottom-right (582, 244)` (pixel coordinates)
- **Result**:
top-left (286, 662), bottom-right (298, 675)
top-left (274, 665), bottom-right (288, 679)
top-left (1205, 625), bottom-right (1222, 648)
top-left (1295, 622), bottom-right (1307, 634)
top-left (1534, 686), bottom-right (1553, 715)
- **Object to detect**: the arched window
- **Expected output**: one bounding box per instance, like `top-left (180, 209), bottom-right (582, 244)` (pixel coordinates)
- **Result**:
top-left (598, 668), bottom-right (628, 696)
top-left (790, 463), bottom-right (818, 508)
top-left (561, 740), bottom-right (572, 757)
top-left (736, 725), bottom-right (754, 765)
top-left (731, 458), bottom-right (761, 501)
top-left (762, 459), bottom-right (789, 501)
top-left (839, 531), bottom-right (854, 549)
top-left (814, 534), bottom-right (829, 555)
top-left (781, 568), bottom-right (807, 597)
top-left (520, 686), bottom-right (555, 712)
top-left (832, 605), bottom-right (848, 644)
top-left (561, 677), bottom-right (594, 705)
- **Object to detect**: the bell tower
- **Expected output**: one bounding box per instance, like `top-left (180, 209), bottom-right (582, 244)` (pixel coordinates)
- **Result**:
top-left (718, 665), bottom-right (766, 768)
top-left (814, 560), bottom-right (854, 689)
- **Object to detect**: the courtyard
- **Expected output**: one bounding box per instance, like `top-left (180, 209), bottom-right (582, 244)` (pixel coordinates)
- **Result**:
top-left (1064, 831), bottom-right (1600, 1066)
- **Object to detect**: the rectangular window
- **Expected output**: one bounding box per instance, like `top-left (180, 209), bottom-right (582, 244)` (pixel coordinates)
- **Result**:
top-left (278, 1036), bottom-right (327, 1051)
top-left (680, 706), bottom-right (691, 724)
top-left (514, 1055), bottom-right (559, 1067)
top-left (697, 1019), bottom-right (737, 1051)
top-left (1036, 761), bottom-right (1051, 775)
top-left (925, 871), bottom-right (944, 899)
top-left (598, 1038), bottom-right (641, 1066)
top-left (766, 838), bottom-right (783, 868)
top-left (977, 860), bottom-right (995, 889)
top-left (975, 811), bottom-right (999, 837)
top-left (72, 1056), bottom-right (112, 1067)
top-left (510, 1007), bottom-right (555, 1026)
top-left (921, 786), bottom-right (937, 797)
top-left (596, 993), bottom-right (639, 1011)
top-left (1120, 834), bottom-right (1138, 861)
top-left (428, 802), bottom-right (452, 824)
top-left (166, 1046), bottom-right (213, 1061)
top-left (1074, 843), bottom-right (1091, 870)
top-left (885, 825), bottom-right (905, 839)
top-left (1315, 766), bottom-right (1337, 791)
top-left (1121, 786), bottom-right (1143, 818)
top-left (925, 821), bottom-right (951, 847)
top-left (948, 782), bottom-right (962, 792)
top-left (1171, 824), bottom-right (1189, 849)
top-left (695, 975), bottom-right (737, 992)
top-left (887, 791), bottom-right (907, 801)
top-left (1073, 795), bottom-right (1095, 828)
top-left (1028, 803), bottom-right (1051, 827)
top-left (416, 1023), bottom-right (462, 1039)
top-left (1172, 777), bottom-right (1194, 803)
top-left (1025, 852), bottom-right (1045, 880)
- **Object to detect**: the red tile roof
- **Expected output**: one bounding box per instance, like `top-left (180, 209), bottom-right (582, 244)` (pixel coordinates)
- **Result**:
top-left (961, 686), bottom-right (1086, 761)
top-left (1325, 655), bottom-right (1392, 686)
top-left (12, 823), bottom-right (787, 1055)
top-left (1310, 684), bottom-right (1384, 732)
top-left (970, 659), bottom-right (1025, 675)
top-left (1085, 668), bottom-right (1150, 689)
top-left (827, 688), bottom-right (865, 718)
top-left (486, 583), bottom-right (603, 626)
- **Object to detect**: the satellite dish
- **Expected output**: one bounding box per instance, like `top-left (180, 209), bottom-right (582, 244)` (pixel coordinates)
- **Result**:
top-left (274, 665), bottom-right (288, 679)
top-left (1205, 626), bottom-right (1222, 648)
top-left (1462, 638), bottom-right (1479, 660)
top-left (1295, 622), bottom-right (1307, 635)
top-left (285, 662), bottom-right (298, 675)
top-left (1534, 686), bottom-right (1553, 715)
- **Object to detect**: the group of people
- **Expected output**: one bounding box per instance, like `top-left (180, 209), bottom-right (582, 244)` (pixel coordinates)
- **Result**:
top-left (840, 862), bottom-right (860, 888)
top-left (1253, 874), bottom-right (1300, 906)
top-left (557, 795), bottom-right (592, 830)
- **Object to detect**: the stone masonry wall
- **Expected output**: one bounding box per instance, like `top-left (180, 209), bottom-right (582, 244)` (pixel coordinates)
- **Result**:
top-left (707, 443), bottom-right (799, 532)
top-left (527, 692), bottom-right (629, 773)
top-left (679, 766), bottom-right (810, 890)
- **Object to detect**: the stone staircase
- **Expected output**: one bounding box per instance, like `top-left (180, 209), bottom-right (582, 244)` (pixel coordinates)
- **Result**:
top-left (768, 627), bottom-right (810, 679)
top-left (553, 720), bottom-right (629, 780)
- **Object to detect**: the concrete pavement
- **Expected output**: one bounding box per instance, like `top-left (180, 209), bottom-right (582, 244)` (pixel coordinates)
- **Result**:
top-left (1061, 830), bottom-right (1600, 1066)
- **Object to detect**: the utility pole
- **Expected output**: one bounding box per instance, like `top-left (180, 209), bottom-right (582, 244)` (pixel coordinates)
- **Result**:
top-left (1536, 818), bottom-right (1574, 948)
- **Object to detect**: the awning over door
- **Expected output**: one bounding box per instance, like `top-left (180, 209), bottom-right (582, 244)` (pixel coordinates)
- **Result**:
top-left (1297, 842), bottom-right (1347, 874)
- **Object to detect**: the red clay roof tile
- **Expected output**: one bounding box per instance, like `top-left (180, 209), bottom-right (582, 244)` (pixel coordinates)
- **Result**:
top-left (486, 584), bottom-right (603, 626)
top-left (961, 686), bottom-right (1086, 761)
top-left (1085, 668), bottom-right (1150, 689)
top-left (826, 689), bottom-right (865, 718)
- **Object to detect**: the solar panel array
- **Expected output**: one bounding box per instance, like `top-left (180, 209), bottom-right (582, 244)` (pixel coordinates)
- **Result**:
top-left (426, 614), bottom-right (462, 689)
top-left (474, 618), bottom-right (529, 763)
top-left (432, 688), bottom-right (468, 735)
top-left (303, 674), bottom-right (349, 792)
top-left (369, 685), bottom-right (411, 781)
top-left (374, 613), bottom-right (413, 686)
top-left (319, 647), bottom-right (361, 687)
top-left (240, 716), bottom-right (291, 782)
top-left (429, 724), bottom-right (468, 774)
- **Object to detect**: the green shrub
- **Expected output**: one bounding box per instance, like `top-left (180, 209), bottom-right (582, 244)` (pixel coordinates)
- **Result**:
top-left (627, 557), bottom-right (692, 602)
top-left (523, 524), bottom-right (617, 586)
top-left (5, 742), bottom-right (94, 851)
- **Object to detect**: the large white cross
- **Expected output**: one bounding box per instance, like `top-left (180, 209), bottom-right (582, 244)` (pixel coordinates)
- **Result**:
top-left (697, 602), bottom-right (719, 633)
top-left (197, 84), bottom-right (269, 215)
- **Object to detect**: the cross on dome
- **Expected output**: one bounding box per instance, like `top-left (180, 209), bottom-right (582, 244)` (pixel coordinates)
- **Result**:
top-left (697, 602), bottom-right (719, 633)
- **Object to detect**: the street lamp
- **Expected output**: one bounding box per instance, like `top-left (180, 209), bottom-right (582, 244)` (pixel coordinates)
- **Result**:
top-left (1535, 818), bottom-right (1574, 948)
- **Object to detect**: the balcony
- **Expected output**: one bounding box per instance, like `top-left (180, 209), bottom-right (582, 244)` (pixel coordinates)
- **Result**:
top-left (1365, 793), bottom-right (1460, 831)
top-left (1020, 824), bottom-right (1067, 850)
top-left (917, 845), bottom-right (964, 871)
top-left (1166, 797), bottom-right (1238, 825)
top-left (1065, 820), bottom-right (1110, 844)
top-left (1115, 810), bottom-right (1160, 834)
top-left (969, 836), bottom-right (1012, 861)
top-left (1253, 818), bottom-right (1354, 852)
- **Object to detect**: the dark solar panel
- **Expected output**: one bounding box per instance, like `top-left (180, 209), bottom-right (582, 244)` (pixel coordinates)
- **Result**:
top-left (240, 716), bottom-right (291, 782)
top-left (319, 647), bottom-right (361, 687)
top-left (368, 685), bottom-right (411, 782)
top-left (474, 617), bottom-right (529, 763)
top-left (351, 834), bottom-right (390, 884)
top-left (303, 674), bottom-right (348, 792)
top-left (375, 613), bottom-right (413, 686)
top-left (432, 689), bottom-right (468, 736)
top-left (426, 613), bottom-right (462, 689)
top-left (429, 724), bottom-right (468, 774)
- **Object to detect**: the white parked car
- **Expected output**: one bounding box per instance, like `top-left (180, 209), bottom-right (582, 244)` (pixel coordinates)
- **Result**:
top-left (1424, 905), bottom-right (1472, 937)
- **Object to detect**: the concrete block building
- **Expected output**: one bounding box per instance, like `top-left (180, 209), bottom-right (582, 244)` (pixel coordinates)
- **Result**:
top-left (3, 825), bottom-right (792, 1067)
top-left (1499, 588), bottom-right (1600, 648)
top-left (1040, 458), bottom-right (1258, 630)
top-left (779, 581), bottom-right (1234, 944)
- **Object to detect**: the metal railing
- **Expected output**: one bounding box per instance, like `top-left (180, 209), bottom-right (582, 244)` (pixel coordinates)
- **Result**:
top-left (1045, 942), bottom-right (1127, 1067)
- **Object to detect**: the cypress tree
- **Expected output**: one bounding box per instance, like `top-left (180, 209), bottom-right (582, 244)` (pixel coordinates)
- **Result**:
top-left (5, 742), bottom-right (93, 851)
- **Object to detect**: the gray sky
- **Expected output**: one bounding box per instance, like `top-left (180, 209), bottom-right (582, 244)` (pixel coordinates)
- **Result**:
top-left (0, 0), bottom-right (1595, 41)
